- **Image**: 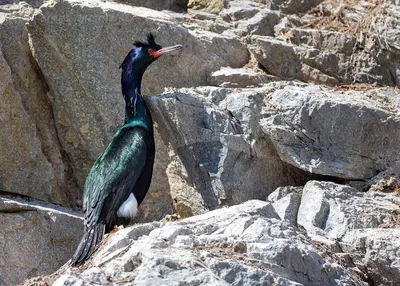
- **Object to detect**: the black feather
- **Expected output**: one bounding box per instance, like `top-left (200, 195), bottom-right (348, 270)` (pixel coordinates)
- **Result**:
top-left (134, 33), bottom-right (156, 47)
top-left (71, 222), bottom-right (105, 265)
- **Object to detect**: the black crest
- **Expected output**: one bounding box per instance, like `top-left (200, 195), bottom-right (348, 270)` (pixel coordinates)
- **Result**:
top-left (134, 33), bottom-right (157, 48)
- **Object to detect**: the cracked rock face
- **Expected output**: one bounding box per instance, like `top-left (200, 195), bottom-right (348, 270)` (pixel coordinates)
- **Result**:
top-left (294, 181), bottom-right (400, 286)
top-left (0, 196), bottom-right (82, 286)
top-left (25, 201), bottom-right (365, 286)
top-left (0, 12), bottom-right (79, 207)
top-left (146, 86), bottom-right (311, 216)
top-left (261, 84), bottom-right (400, 179)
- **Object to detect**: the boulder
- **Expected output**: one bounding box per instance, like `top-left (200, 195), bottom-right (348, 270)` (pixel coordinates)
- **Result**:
top-left (0, 195), bottom-right (83, 286)
top-left (146, 86), bottom-right (311, 216)
top-left (272, 191), bottom-right (300, 224)
top-left (261, 84), bottom-right (400, 179)
top-left (23, 200), bottom-right (365, 286)
top-left (249, 35), bottom-right (349, 85)
top-left (0, 12), bottom-right (79, 207)
top-left (296, 180), bottom-right (400, 285)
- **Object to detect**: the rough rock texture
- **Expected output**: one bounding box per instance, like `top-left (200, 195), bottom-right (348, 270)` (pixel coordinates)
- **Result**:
top-left (296, 181), bottom-right (400, 286)
top-left (261, 84), bottom-right (400, 179)
top-left (231, 1), bottom-right (399, 86)
top-left (147, 86), bottom-right (311, 216)
top-left (0, 195), bottom-right (82, 286)
top-left (0, 8), bottom-right (79, 207)
top-left (23, 201), bottom-right (366, 286)
top-left (210, 67), bottom-right (273, 87)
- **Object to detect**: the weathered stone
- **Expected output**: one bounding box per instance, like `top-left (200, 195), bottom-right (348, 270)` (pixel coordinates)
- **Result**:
top-left (219, 6), bottom-right (259, 22)
top-left (146, 86), bottom-right (311, 216)
top-left (261, 84), bottom-right (400, 179)
top-left (270, 0), bottom-right (323, 14)
top-left (297, 180), bottom-right (400, 285)
top-left (298, 181), bottom-right (400, 236)
top-left (188, 0), bottom-right (225, 14)
top-left (272, 192), bottom-right (300, 224)
top-left (234, 9), bottom-right (303, 37)
top-left (367, 169), bottom-right (400, 193)
top-left (0, 13), bottom-right (79, 207)
top-left (267, 186), bottom-right (302, 202)
top-left (249, 35), bottom-right (352, 85)
top-left (110, 0), bottom-right (188, 12)
top-left (210, 67), bottom-right (272, 87)
top-left (23, 200), bottom-right (364, 286)
top-left (341, 229), bottom-right (400, 286)
top-left (28, 0), bottom-right (249, 189)
top-left (250, 36), bottom-right (302, 80)
top-left (0, 195), bottom-right (83, 286)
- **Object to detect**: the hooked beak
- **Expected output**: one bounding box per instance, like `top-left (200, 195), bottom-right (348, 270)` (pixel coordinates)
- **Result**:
top-left (152, 45), bottom-right (183, 58)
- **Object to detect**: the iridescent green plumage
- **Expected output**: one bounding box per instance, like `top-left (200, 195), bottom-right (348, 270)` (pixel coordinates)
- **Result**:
top-left (72, 34), bottom-right (182, 265)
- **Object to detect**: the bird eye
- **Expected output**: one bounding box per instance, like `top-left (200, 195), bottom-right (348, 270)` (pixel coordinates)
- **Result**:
top-left (148, 48), bottom-right (154, 54)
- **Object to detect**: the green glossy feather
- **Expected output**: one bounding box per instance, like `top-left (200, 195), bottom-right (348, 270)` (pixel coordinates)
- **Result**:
top-left (83, 124), bottom-right (150, 231)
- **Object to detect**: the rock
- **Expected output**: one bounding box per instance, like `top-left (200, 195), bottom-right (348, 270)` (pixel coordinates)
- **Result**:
top-left (146, 86), bottom-right (311, 216)
top-left (271, 0), bottom-right (323, 15)
top-left (272, 192), bottom-right (301, 224)
top-left (261, 84), bottom-right (400, 179)
top-left (249, 36), bottom-right (302, 80)
top-left (249, 35), bottom-right (349, 85)
top-left (237, 10), bottom-right (284, 36)
top-left (27, 0), bottom-right (249, 189)
top-left (23, 200), bottom-right (365, 286)
top-left (298, 180), bottom-right (400, 236)
top-left (0, 195), bottom-right (83, 286)
top-left (367, 169), bottom-right (400, 193)
top-left (296, 180), bottom-right (400, 285)
top-left (0, 12), bottom-right (79, 207)
top-left (341, 229), bottom-right (400, 286)
top-left (109, 0), bottom-right (188, 12)
top-left (210, 67), bottom-right (272, 87)
top-left (267, 186), bottom-right (302, 202)
top-left (188, 0), bottom-right (225, 14)
top-left (219, 6), bottom-right (259, 22)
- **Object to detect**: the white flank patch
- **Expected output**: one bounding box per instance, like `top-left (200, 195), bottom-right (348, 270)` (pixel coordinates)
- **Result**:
top-left (117, 193), bottom-right (138, 219)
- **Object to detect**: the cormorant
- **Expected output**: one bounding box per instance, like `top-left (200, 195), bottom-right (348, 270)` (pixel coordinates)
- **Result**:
top-left (71, 34), bottom-right (182, 265)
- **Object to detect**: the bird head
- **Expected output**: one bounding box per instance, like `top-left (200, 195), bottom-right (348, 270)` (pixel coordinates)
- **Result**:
top-left (119, 33), bottom-right (182, 73)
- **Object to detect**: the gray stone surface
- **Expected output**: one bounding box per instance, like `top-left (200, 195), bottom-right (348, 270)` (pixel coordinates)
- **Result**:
top-left (23, 200), bottom-right (365, 286)
top-left (249, 35), bottom-right (348, 85)
top-left (210, 67), bottom-right (272, 87)
top-left (146, 86), bottom-right (311, 216)
top-left (261, 84), bottom-right (400, 179)
top-left (297, 180), bottom-right (400, 285)
top-left (267, 186), bottom-right (302, 202)
top-left (0, 12), bottom-right (79, 207)
top-left (264, 0), bottom-right (323, 14)
top-left (0, 195), bottom-right (83, 286)
top-left (272, 192), bottom-right (300, 224)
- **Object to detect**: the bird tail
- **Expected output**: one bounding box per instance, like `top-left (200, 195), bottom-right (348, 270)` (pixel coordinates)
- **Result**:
top-left (71, 222), bottom-right (105, 265)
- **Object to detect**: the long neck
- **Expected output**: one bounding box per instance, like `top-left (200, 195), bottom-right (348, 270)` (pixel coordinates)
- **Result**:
top-left (121, 67), bottom-right (153, 129)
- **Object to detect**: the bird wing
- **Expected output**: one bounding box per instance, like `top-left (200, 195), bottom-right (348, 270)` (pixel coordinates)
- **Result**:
top-left (82, 126), bottom-right (149, 231)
